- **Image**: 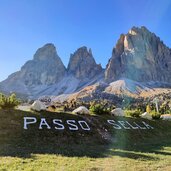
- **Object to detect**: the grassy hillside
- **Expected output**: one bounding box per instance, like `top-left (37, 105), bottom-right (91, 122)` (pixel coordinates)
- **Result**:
top-left (1, 109), bottom-right (171, 171)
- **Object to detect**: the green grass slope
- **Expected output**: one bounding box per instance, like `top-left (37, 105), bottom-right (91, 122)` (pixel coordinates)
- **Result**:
top-left (0, 109), bottom-right (171, 171)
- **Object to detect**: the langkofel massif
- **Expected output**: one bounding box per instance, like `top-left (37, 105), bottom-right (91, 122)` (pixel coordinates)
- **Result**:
top-left (1, 26), bottom-right (171, 99)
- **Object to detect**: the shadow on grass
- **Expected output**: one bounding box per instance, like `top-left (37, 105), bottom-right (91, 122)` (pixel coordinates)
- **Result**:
top-left (0, 109), bottom-right (171, 159)
top-left (150, 150), bottom-right (171, 156)
top-left (108, 150), bottom-right (158, 160)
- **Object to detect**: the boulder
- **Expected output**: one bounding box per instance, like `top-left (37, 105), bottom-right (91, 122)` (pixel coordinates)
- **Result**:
top-left (160, 114), bottom-right (171, 120)
top-left (17, 105), bottom-right (31, 112)
top-left (140, 112), bottom-right (152, 120)
top-left (31, 100), bottom-right (46, 112)
top-left (72, 106), bottom-right (90, 115)
top-left (111, 108), bottom-right (125, 116)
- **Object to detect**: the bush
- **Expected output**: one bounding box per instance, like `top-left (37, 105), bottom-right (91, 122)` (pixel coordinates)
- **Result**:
top-left (0, 93), bottom-right (20, 109)
top-left (150, 110), bottom-right (161, 120)
top-left (159, 102), bottom-right (171, 114)
top-left (89, 104), bottom-right (110, 115)
top-left (165, 110), bottom-right (171, 114)
top-left (125, 110), bottom-right (141, 118)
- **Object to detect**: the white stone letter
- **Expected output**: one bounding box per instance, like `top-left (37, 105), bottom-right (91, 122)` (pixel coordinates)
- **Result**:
top-left (39, 118), bottom-right (51, 129)
top-left (24, 117), bottom-right (37, 129)
top-left (107, 120), bottom-right (122, 129)
top-left (78, 121), bottom-right (90, 131)
top-left (53, 119), bottom-right (65, 130)
top-left (125, 121), bottom-right (139, 129)
top-left (142, 121), bottom-right (154, 129)
top-left (118, 121), bottom-right (131, 129)
top-left (67, 120), bottom-right (78, 131)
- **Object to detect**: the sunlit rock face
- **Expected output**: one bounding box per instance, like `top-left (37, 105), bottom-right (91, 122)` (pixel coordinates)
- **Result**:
top-left (68, 46), bottom-right (103, 80)
top-left (105, 26), bottom-right (171, 83)
top-left (1, 26), bottom-right (171, 98)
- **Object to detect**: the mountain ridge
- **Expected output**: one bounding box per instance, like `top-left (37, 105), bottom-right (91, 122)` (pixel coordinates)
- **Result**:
top-left (0, 26), bottom-right (171, 99)
top-left (0, 44), bottom-right (104, 98)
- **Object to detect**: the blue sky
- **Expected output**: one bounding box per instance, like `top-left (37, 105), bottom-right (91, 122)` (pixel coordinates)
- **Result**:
top-left (0, 0), bottom-right (171, 81)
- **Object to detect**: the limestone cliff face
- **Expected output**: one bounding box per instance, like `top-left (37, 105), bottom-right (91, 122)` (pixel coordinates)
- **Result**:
top-left (67, 46), bottom-right (103, 80)
top-left (1, 26), bottom-right (171, 98)
top-left (0, 44), bottom-right (103, 97)
top-left (0, 44), bottom-right (66, 94)
top-left (20, 43), bottom-right (66, 86)
top-left (105, 26), bottom-right (171, 83)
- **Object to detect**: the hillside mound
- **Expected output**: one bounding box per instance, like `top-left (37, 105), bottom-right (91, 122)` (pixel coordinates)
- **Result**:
top-left (0, 109), bottom-right (171, 158)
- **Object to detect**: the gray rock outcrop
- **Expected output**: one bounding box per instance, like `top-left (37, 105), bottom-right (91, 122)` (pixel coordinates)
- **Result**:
top-left (68, 46), bottom-right (103, 80)
top-left (21, 43), bottom-right (66, 85)
top-left (0, 43), bottom-right (66, 94)
top-left (1, 26), bottom-right (171, 99)
top-left (105, 26), bottom-right (171, 83)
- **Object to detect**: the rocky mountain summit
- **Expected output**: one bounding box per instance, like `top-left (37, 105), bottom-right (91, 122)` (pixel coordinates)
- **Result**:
top-left (0, 44), bottom-right (103, 98)
top-left (105, 26), bottom-right (171, 83)
top-left (0, 44), bottom-right (66, 95)
top-left (68, 46), bottom-right (103, 80)
top-left (22, 43), bottom-right (66, 86)
top-left (1, 26), bottom-right (171, 99)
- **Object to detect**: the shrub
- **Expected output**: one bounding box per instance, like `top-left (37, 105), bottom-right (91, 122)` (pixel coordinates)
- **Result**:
top-left (165, 110), bottom-right (171, 114)
top-left (159, 102), bottom-right (170, 114)
top-left (0, 93), bottom-right (20, 109)
top-left (125, 110), bottom-right (141, 118)
top-left (89, 104), bottom-right (110, 115)
top-left (150, 110), bottom-right (161, 120)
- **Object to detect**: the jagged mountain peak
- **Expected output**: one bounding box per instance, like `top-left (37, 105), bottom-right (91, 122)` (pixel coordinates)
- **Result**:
top-left (76, 46), bottom-right (89, 51)
top-left (0, 44), bottom-right (104, 98)
top-left (71, 46), bottom-right (93, 58)
top-left (128, 26), bottom-right (149, 35)
top-left (33, 43), bottom-right (58, 61)
top-left (0, 43), bottom-right (66, 95)
top-left (105, 26), bottom-right (171, 83)
top-left (67, 46), bottom-right (103, 80)
top-left (20, 43), bottom-right (66, 86)
top-left (1, 26), bottom-right (171, 99)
